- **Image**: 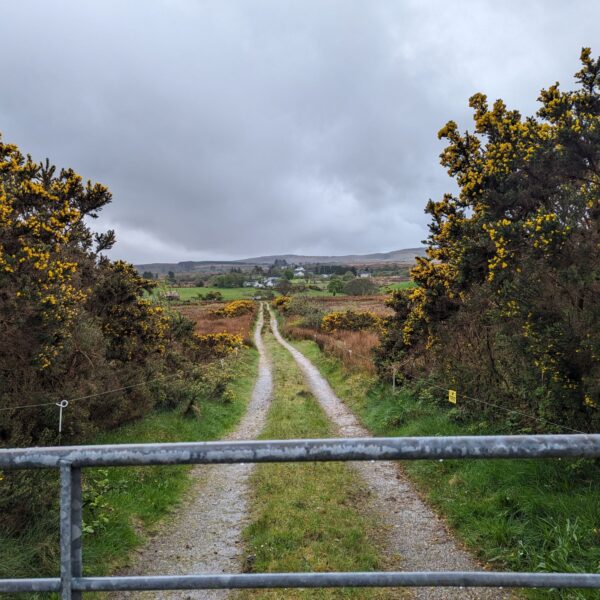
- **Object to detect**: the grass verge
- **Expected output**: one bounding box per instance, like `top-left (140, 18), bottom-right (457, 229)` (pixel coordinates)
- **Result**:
top-left (293, 339), bottom-right (600, 600)
top-left (239, 333), bottom-right (403, 599)
top-left (0, 347), bottom-right (258, 598)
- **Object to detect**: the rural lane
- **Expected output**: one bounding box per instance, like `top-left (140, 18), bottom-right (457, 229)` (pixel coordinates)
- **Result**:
top-left (113, 304), bottom-right (272, 600)
top-left (268, 305), bottom-right (512, 600)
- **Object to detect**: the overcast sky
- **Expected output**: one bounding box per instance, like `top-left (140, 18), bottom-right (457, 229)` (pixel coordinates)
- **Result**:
top-left (1, 1), bottom-right (598, 263)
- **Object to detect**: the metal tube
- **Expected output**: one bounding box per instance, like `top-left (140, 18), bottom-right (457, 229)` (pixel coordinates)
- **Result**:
top-left (2, 434), bottom-right (600, 469)
top-left (59, 462), bottom-right (73, 600)
top-left (73, 571), bottom-right (600, 590)
top-left (0, 579), bottom-right (60, 593)
top-left (70, 467), bottom-right (83, 600)
top-left (3, 571), bottom-right (600, 593)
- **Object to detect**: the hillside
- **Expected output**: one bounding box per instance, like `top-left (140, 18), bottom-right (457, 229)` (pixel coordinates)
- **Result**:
top-left (135, 247), bottom-right (427, 274)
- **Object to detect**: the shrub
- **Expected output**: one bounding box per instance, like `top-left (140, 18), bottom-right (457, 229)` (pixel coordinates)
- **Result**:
top-left (192, 333), bottom-right (244, 361)
top-left (378, 49), bottom-right (600, 432)
top-left (344, 278), bottom-right (378, 296)
top-left (209, 300), bottom-right (254, 317)
top-left (286, 297), bottom-right (326, 329)
top-left (199, 290), bottom-right (223, 301)
top-left (272, 295), bottom-right (291, 311)
top-left (321, 310), bottom-right (382, 332)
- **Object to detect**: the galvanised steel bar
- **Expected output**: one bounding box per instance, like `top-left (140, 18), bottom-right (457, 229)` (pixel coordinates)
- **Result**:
top-left (0, 579), bottom-right (60, 593)
top-left (70, 467), bottom-right (83, 600)
top-left (59, 462), bottom-right (73, 600)
top-left (73, 571), bottom-right (600, 590)
top-left (2, 434), bottom-right (600, 469)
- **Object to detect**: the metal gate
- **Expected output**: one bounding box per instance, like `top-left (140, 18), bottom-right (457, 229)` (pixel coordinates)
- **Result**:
top-left (1, 434), bottom-right (600, 597)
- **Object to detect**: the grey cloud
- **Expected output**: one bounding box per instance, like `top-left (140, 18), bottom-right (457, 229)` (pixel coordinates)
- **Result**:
top-left (1, 0), bottom-right (599, 263)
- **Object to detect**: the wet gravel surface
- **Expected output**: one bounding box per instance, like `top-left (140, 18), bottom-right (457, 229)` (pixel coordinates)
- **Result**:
top-left (268, 306), bottom-right (513, 600)
top-left (112, 304), bottom-right (272, 600)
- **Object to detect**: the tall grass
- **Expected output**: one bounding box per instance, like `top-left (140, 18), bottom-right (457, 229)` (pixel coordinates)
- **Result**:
top-left (180, 302), bottom-right (257, 344)
top-left (283, 324), bottom-right (379, 374)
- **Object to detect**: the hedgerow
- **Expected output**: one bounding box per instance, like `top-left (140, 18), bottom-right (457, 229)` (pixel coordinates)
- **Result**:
top-left (377, 49), bottom-right (600, 432)
top-left (0, 133), bottom-right (241, 528)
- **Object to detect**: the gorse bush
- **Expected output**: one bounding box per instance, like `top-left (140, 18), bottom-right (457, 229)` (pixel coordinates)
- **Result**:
top-left (377, 49), bottom-right (600, 432)
top-left (209, 300), bottom-right (254, 317)
top-left (321, 310), bottom-right (382, 332)
top-left (284, 296), bottom-right (326, 329)
top-left (0, 132), bottom-right (235, 528)
top-left (192, 333), bottom-right (244, 361)
top-left (271, 295), bottom-right (291, 311)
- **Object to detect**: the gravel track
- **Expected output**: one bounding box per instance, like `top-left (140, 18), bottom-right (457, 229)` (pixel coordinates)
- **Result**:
top-left (268, 305), bottom-right (512, 600)
top-left (112, 304), bottom-right (272, 600)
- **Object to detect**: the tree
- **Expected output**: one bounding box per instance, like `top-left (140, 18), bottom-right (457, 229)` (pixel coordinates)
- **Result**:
top-left (142, 271), bottom-right (155, 280)
top-left (275, 279), bottom-right (292, 294)
top-left (378, 49), bottom-right (600, 432)
top-left (327, 278), bottom-right (344, 295)
top-left (0, 131), bottom-right (226, 527)
top-left (283, 268), bottom-right (294, 280)
top-left (167, 270), bottom-right (176, 282)
top-left (344, 278), bottom-right (377, 296)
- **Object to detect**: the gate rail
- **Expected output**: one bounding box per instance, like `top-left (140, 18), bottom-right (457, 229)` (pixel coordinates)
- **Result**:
top-left (1, 434), bottom-right (600, 598)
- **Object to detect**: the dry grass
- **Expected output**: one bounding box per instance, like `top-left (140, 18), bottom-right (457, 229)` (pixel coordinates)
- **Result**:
top-left (307, 295), bottom-right (393, 316)
top-left (178, 302), bottom-right (257, 344)
top-left (283, 323), bottom-right (379, 374)
top-left (280, 295), bottom-right (389, 373)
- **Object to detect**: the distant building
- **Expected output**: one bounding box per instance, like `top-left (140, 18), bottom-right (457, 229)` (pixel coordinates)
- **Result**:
top-left (294, 267), bottom-right (306, 277)
top-left (358, 271), bottom-right (372, 278)
top-left (265, 277), bottom-right (281, 288)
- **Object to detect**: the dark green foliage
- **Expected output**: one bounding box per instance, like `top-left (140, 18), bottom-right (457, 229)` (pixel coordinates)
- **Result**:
top-left (0, 133), bottom-right (221, 529)
top-left (378, 50), bottom-right (600, 432)
top-left (343, 277), bottom-right (378, 296)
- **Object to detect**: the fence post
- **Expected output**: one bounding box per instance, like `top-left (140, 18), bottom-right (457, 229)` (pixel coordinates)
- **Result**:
top-left (71, 467), bottom-right (83, 600)
top-left (59, 461), bottom-right (73, 600)
top-left (59, 462), bottom-right (83, 599)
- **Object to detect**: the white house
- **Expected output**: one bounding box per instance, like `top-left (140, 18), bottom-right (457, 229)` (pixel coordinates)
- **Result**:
top-left (294, 267), bottom-right (306, 277)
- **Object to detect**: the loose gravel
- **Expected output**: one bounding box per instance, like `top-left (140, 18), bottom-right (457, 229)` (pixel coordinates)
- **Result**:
top-left (268, 305), bottom-right (513, 600)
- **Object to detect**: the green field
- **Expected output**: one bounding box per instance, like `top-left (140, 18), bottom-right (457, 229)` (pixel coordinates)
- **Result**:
top-left (380, 281), bottom-right (415, 292)
top-left (152, 281), bottom-right (413, 302)
top-left (155, 286), bottom-right (258, 301)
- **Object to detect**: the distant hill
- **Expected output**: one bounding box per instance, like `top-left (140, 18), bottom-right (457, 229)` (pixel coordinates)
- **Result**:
top-left (135, 247), bottom-right (427, 274)
top-left (239, 248), bottom-right (427, 265)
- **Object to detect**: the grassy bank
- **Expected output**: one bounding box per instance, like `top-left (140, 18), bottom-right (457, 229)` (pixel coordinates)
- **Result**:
top-left (293, 339), bottom-right (600, 600)
top-left (0, 347), bottom-right (258, 596)
top-left (239, 333), bottom-right (403, 599)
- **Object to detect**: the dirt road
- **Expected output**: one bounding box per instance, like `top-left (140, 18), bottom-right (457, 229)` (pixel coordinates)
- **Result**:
top-left (113, 304), bottom-right (272, 600)
top-left (267, 305), bottom-right (511, 600)
top-left (113, 303), bottom-right (512, 599)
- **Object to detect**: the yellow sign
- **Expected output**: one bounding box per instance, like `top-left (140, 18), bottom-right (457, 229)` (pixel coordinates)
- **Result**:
top-left (448, 389), bottom-right (457, 404)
